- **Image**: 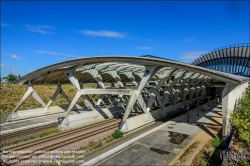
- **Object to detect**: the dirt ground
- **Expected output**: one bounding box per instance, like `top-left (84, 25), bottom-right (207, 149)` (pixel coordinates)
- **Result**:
top-left (168, 113), bottom-right (222, 165)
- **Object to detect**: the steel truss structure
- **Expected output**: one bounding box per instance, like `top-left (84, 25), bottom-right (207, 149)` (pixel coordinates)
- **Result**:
top-left (192, 44), bottom-right (250, 77)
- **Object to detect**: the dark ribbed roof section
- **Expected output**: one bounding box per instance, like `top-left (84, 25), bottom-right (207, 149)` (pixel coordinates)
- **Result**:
top-left (140, 55), bottom-right (170, 60)
top-left (191, 44), bottom-right (250, 77)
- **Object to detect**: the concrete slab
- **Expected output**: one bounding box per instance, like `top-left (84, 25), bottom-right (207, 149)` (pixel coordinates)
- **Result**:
top-left (0, 107), bottom-right (92, 133)
top-left (94, 103), bottom-right (222, 166)
top-left (0, 113), bottom-right (61, 132)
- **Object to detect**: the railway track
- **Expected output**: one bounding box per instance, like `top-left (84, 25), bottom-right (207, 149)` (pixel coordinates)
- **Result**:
top-left (65, 107), bottom-right (197, 165)
top-left (1, 100), bottom-right (209, 165)
top-left (1, 118), bottom-right (119, 165)
top-left (0, 122), bottom-right (58, 140)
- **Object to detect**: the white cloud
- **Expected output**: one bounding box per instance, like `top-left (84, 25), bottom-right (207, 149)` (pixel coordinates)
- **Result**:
top-left (136, 46), bottom-right (153, 50)
top-left (0, 64), bottom-right (4, 67)
top-left (80, 30), bottom-right (126, 38)
top-left (33, 50), bottom-right (79, 58)
top-left (11, 54), bottom-right (22, 59)
top-left (1, 23), bottom-right (11, 27)
top-left (179, 51), bottom-right (207, 63)
top-left (25, 24), bottom-right (55, 34)
top-left (33, 50), bottom-right (64, 55)
top-left (184, 37), bottom-right (195, 42)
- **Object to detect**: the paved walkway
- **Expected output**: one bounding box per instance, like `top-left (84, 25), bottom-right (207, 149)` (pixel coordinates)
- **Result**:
top-left (94, 104), bottom-right (222, 165)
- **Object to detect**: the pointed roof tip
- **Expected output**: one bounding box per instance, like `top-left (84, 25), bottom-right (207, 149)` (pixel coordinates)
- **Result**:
top-left (140, 55), bottom-right (169, 60)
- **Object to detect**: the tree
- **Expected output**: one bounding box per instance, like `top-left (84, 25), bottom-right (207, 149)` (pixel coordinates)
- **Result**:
top-left (7, 74), bottom-right (17, 83)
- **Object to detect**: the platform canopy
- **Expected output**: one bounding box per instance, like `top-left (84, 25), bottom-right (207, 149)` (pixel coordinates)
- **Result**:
top-left (9, 54), bottom-right (249, 140)
top-left (15, 56), bottom-right (248, 86)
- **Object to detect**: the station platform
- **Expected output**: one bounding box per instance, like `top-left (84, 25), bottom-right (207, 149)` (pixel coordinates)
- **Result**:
top-left (83, 104), bottom-right (222, 165)
top-left (0, 105), bottom-right (95, 133)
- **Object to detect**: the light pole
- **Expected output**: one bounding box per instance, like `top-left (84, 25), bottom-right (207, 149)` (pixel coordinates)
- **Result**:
top-left (187, 105), bottom-right (190, 123)
top-left (207, 96), bottom-right (211, 106)
top-left (196, 102), bottom-right (200, 116)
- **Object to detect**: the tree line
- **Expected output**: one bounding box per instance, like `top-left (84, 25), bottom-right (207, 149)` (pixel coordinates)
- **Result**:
top-left (1, 74), bottom-right (21, 83)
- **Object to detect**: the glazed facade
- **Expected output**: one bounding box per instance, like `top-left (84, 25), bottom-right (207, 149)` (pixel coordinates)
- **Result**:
top-left (192, 44), bottom-right (250, 77)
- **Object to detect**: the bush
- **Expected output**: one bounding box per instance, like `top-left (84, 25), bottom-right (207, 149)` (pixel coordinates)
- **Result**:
top-left (199, 160), bottom-right (206, 166)
top-left (210, 136), bottom-right (222, 148)
top-left (231, 88), bottom-right (250, 146)
top-left (112, 130), bottom-right (123, 139)
top-left (238, 160), bottom-right (250, 166)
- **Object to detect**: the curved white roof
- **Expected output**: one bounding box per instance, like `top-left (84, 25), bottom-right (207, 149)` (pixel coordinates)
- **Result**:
top-left (15, 56), bottom-right (247, 85)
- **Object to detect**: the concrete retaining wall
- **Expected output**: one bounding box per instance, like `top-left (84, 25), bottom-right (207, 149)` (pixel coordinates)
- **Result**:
top-left (59, 100), bottom-right (191, 131)
top-left (121, 98), bottom-right (203, 132)
top-left (9, 102), bottom-right (87, 121)
top-left (11, 105), bottom-right (67, 120)
top-left (58, 106), bottom-right (122, 130)
top-left (59, 96), bottom-right (205, 132)
top-left (222, 82), bottom-right (249, 137)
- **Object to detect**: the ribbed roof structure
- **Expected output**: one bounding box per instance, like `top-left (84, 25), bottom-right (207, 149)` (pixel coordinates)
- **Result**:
top-left (14, 56), bottom-right (247, 86)
top-left (191, 44), bottom-right (250, 77)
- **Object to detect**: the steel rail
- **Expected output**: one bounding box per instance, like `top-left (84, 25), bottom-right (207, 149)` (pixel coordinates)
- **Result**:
top-left (3, 118), bottom-right (117, 152)
top-left (4, 121), bottom-right (118, 165)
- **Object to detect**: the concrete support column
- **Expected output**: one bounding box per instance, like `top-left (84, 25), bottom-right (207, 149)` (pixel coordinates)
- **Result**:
top-left (182, 87), bottom-right (189, 104)
top-left (195, 86), bottom-right (201, 99)
top-left (64, 70), bottom-right (82, 116)
top-left (146, 69), bottom-right (176, 113)
top-left (84, 69), bottom-right (105, 88)
top-left (79, 84), bottom-right (96, 111)
top-left (189, 87), bottom-right (195, 103)
top-left (7, 82), bottom-right (50, 121)
top-left (120, 90), bottom-right (140, 130)
top-left (46, 84), bottom-right (81, 109)
top-left (179, 72), bottom-right (194, 105)
top-left (136, 94), bottom-right (147, 114)
top-left (201, 85), bottom-right (206, 96)
top-left (86, 70), bottom-right (106, 106)
top-left (187, 73), bottom-right (201, 103)
top-left (120, 65), bottom-right (158, 129)
top-left (222, 82), bottom-right (248, 143)
top-left (102, 71), bottom-right (124, 98)
top-left (120, 72), bottom-right (138, 86)
top-left (173, 88), bottom-right (180, 110)
top-left (64, 71), bottom-right (97, 117)
top-left (162, 87), bottom-right (171, 109)
top-left (103, 71), bottom-right (124, 87)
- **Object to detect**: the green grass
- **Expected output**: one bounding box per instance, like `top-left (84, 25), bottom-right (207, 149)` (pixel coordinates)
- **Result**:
top-left (38, 128), bottom-right (60, 137)
top-left (1, 127), bottom-right (61, 148)
top-left (0, 84), bottom-right (84, 123)
top-left (210, 136), bottom-right (222, 148)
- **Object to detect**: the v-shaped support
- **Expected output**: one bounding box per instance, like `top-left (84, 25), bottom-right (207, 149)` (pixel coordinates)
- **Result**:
top-left (7, 83), bottom-right (50, 121)
top-left (46, 84), bottom-right (81, 109)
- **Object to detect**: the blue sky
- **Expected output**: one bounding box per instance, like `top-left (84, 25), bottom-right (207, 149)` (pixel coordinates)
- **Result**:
top-left (1, 1), bottom-right (249, 77)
